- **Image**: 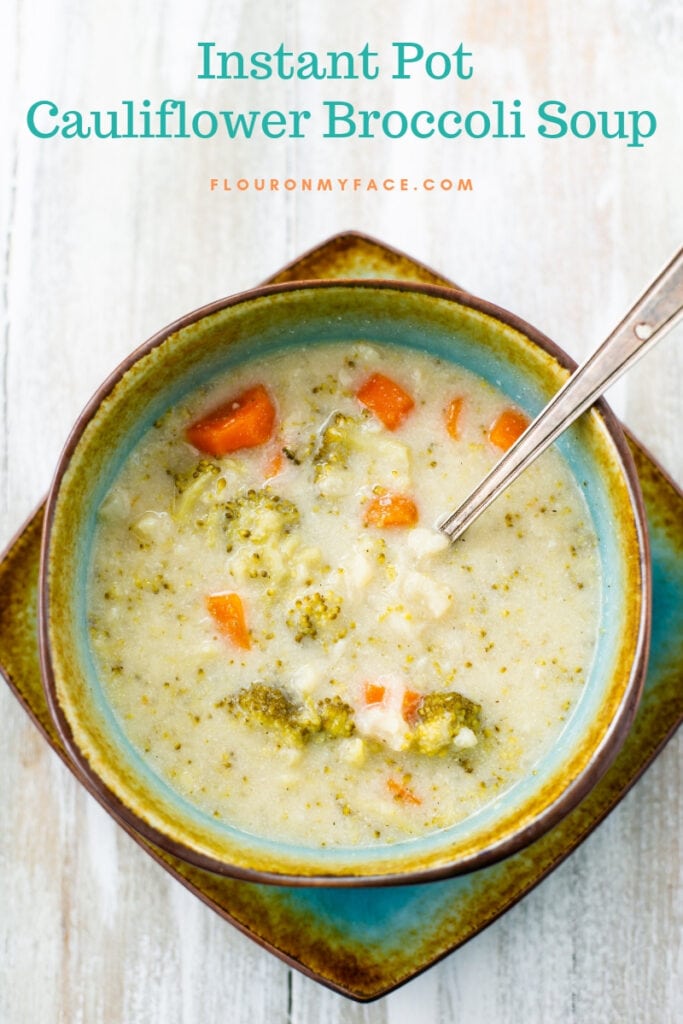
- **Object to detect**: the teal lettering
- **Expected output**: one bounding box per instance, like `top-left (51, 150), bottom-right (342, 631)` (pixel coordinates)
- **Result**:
top-left (359, 43), bottom-right (380, 80)
top-left (26, 100), bottom-right (58, 138)
top-left (323, 101), bottom-right (356, 138)
top-left (261, 110), bottom-right (287, 138)
top-left (424, 51), bottom-right (451, 80)
top-left (464, 110), bottom-right (490, 138)
top-left (392, 41), bottom-right (424, 79)
top-left (250, 52), bottom-right (272, 79)
top-left (92, 110), bottom-right (120, 139)
top-left (287, 109), bottom-right (310, 138)
top-left (571, 110), bottom-right (597, 139)
top-left (383, 110), bottom-right (408, 138)
top-left (538, 101), bottom-right (655, 146)
top-left (438, 111), bottom-right (462, 138)
top-left (274, 44), bottom-right (295, 79)
top-left (192, 111), bottom-right (218, 137)
top-left (537, 100), bottom-right (568, 139)
top-left (328, 51), bottom-right (358, 79)
top-left (197, 41), bottom-right (215, 79)
top-left (392, 41), bottom-right (474, 79)
top-left (629, 110), bottom-right (656, 148)
top-left (219, 110), bottom-right (260, 138)
top-left (412, 111), bottom-right (435, 138)
top-left (62, 110), bottom-right (90, 138)
top-left (297, 51), bottom-right (325, 79)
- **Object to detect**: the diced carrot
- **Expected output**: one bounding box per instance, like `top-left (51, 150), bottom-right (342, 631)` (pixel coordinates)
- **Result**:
top-left (187, 384), bottom-right (276, 456)
top-left (488, 408), bottom-right (529, 451)
top-left (363, 682), bottom-right (386, 706)
top-left (363, 492), bottom-right (418, 528)
top-left (387, 778), bottom-right (422, 806)
top-left (356, 373), bottom-right (414, 430)
top-left (206, 592), bottom-right (251, 650)
top-left (402, 689), bottom-right (423, 724)
top-left (445, 396), bottom-right (464, 440)
top-left (263, 448), bottom-right (284, 480)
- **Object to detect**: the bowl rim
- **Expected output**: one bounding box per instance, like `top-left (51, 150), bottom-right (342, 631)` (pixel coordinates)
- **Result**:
top-left (38, 276), bottom-right (652, 887)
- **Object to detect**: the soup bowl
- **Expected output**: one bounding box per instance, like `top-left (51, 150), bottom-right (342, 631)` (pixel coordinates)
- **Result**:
top-left (39, 279), bottom-right (650, 885)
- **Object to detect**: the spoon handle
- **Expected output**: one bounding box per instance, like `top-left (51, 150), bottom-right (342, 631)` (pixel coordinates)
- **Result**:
top-left (439, 246), bottom-right (683, 542)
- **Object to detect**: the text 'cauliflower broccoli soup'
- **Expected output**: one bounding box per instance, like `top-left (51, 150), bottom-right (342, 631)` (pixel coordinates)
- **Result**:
top-left (87, 341), bottom-right (601, 847)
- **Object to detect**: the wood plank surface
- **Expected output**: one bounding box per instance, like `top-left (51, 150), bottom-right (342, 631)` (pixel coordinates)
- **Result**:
top-left (1, 2), bottom-right (681, 1021)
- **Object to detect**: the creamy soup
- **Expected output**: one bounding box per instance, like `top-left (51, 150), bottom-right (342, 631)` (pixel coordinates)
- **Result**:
top-left (87, 341), bottom-right (600, 846)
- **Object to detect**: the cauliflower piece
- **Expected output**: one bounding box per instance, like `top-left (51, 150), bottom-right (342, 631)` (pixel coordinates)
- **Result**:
top-left (378, 606), bottom-right (418, 640)
top-left (229, 533), bottom-right (322, 591)
top-left (453, 726), bottom-right (478, 749)
top-left (345, 550), bottom-right (375, 591)
top-left (278, 746), bottom-right (303, 767)
top-left (339, 737), bottom-right (366, 765)
top-left (129, 511), bottom-right (172, 544)
top-left (290, 543), bottom-right (325, 585)
top-left (291, 661), bottom-right (327, 698)
top-left (399, 570), bottom-right (453, 618)
top-left (98, 487), bottom-right (132, 523)
top-left (351, 344), bottom-right (381, 364)
top-left (355, 676), bottom-right (412, 751)
top-left (369, 434), bottom-right (411, 490)
top-left (314, 413), bottom-right (412, 496)
top-left (406, 527), bottom-right (450, 561)
top-left (357, 705), bottom-right (411, 750)
top-left (224, 495), bottom-right (320, 591)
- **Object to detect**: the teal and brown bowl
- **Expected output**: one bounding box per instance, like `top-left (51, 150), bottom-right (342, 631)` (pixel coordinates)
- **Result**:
top-left (38, 279), bottom-right (650, 884)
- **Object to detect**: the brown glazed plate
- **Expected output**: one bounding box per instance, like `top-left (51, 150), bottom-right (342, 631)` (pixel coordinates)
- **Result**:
top-left (1, 233), bottom-right (681, 1000)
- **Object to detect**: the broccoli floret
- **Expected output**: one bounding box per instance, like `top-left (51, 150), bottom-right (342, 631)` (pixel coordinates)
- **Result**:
top-left (223, 489), bottom-right (300, 549)
top-left (171, 460), bottom-right (224, 521)
top-left (227, 682), bottom-right (318, 742)
top-left (313, 412), bottom-right (358, 482)
top-left (418, 691), bottom-right (481, 729)
top-left (412, 691), bottom-right (482, 755)
top-left (317, 696), bottom-right (355, 738)
top-left (232, 681), bottom-right (296, 724)
top-left (286, 591), bottom-right (343, 642)
top-left (313, 412), bottom-right (412, 496)
top-left (225, 684), bottom-right (354, 744)
top-left (173, 459), bottom-right (220, 494)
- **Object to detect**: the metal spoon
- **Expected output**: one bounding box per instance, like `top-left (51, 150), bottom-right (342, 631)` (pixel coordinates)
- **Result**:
top-left (439, 246), bottom-right (683, 543)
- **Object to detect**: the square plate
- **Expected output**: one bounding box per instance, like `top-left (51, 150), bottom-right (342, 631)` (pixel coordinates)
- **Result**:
top-left (1, 233), bottom-right (681, 1001)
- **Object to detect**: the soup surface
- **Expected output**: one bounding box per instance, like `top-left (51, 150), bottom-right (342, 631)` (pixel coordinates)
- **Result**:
top-left (88, 341), bottom-right (600, 846)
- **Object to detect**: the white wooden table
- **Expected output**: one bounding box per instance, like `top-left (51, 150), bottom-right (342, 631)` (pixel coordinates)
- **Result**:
top-left (1, 2), bottom-right (681, 1021)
